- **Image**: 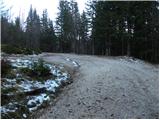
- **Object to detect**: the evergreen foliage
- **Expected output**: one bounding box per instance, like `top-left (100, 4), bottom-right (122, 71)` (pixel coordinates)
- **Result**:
top-left (1, 1), bottom-right (159, 63)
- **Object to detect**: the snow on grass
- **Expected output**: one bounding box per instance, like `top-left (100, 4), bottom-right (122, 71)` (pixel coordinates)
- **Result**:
top-left (17, 76), bottom-right (68, 93)
top-left (51, 69), bottom-right (61, 77)
top-left (9, 58), bottom-right (33, 68)
top-left (18, 80), bottom-right (35, 92)
top-left (44, 80), bottom-right (59, 92)
top-left (5, 78), bottom-right (17, 83)
top-left (23, 114), bottom-right (27, 118)
top-left (1, 102), bottom-right (18, 114)
top-left (1, 107), bottom-right (16, 113)
top-left (27, 93), bottom-right (50, 112)
top-left (0, 59), bottom-right (70, 118)
top-left (1, 58), bottom-right (70, 118)
top-left (55, 72), bottom-right (69, 85)
top-left (2, 78), bottom-right (16, 86)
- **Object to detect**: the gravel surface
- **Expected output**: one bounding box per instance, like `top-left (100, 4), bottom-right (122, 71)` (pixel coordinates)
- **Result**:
top-left (34, 53), bottom-right (158, 119)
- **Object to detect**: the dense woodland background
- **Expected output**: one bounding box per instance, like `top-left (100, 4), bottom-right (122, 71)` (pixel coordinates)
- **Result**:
top-left (1, 1), bottom-right (159, 63)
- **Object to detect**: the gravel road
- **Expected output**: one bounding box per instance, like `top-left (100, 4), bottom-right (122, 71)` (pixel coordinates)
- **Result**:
top-left (35, 53), bottom-right (158, 119)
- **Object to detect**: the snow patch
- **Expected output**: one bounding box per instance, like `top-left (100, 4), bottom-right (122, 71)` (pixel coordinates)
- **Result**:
top-left (27, 93), bottom-right (50, 112)
top-left (66, 58), bottom-right (80, 67)
top-left (9, 58), bottom-right (33, 68)
top-left (72, 61), bottom-right (79, 67)
top-left (66, 58), bottom-right (71, 61)
top-left (44, 80), bottom-right (59, 92)
top-left (1, 105), bottom-right (18, 113)
top-left (23, 114), bottom-right (27, 118)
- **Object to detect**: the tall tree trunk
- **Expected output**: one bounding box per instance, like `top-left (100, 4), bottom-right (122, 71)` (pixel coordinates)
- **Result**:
top-left (121, 38), bottom-right (124, 55)
top-left (92, 39), bottom-right (95, 55)
top-left (127, 39), bottom-right (130, 56)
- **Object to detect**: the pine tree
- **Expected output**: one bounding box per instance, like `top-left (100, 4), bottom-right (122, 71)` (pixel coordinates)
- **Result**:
top-left (48, 20), bottom-right (57, 52)
top-left (1, 0), bottom-right (158, 63)
top-left (85, 0), bottom-right (97, 55)
top-left (26, 6), bottom-right (41, 49)
top-left (133, 1), bottom-right (159, 63)
top-left (56, 0), bottom-right (73, 52)
top-left (70, 0), bottom-right (81, 53)
top-left (79, 11), bottom-right (88, 54)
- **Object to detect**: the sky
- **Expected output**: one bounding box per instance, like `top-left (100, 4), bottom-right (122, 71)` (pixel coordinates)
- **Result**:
top-left (3, 0), bottom-right (86, 23)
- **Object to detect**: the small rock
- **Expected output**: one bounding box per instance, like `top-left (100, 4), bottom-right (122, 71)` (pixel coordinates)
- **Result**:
top-left (100, 107), bottom-right (104, 110)
top-left (65, 104), bottom-right (70, 107)
top-left (104, 97), bottom-right (108, 100)
top-left (77, 102), bottom-right (81, 105)
top-left (68, 109), bottom-right (72, 113)
top-left (96, 99), bottom-right (101, 103)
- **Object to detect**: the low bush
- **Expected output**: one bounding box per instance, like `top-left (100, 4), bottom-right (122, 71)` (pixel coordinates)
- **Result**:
top-left (1, 59), bottom-right (12, 77)
top-left (20, 59), bottom-right (51, 80)
top-left (32, 59), bottom-right (51, 76)
top-left (1, 87), bottom-right (18, 94)
top-left (22, 48), bottom-right (33, 55)
top-left (33, 48), bottom-right (42, 55)
top-left (1, 44), bottom-right (42, 55)
top-left (1, 44), bottom-right (22, 54)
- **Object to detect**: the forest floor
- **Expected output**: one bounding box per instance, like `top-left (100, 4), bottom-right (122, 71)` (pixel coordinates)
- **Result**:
top-left (33, 53), bottom-right (158, 119)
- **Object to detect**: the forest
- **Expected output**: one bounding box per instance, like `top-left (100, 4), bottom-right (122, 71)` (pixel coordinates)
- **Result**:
top-left (1, 0), bottom-right (159, 63)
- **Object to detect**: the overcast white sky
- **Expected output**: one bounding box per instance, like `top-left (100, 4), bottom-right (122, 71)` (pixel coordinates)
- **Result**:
top-left (3, 0), bottom-right (86, 23)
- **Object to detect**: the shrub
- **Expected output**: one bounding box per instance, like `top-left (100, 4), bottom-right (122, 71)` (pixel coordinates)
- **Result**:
top-left (33, 48), bottom-right (42, 55)
top-left (1, 44), bottom-right (22, 54)
top-left (1, 59), bottom-right (12, 77)
top-left (20, 67), bottom-right (32, 76)
top-left (22, 48), bottom-right (33, 55)
top-left (32, 59), bottom-right (51, 76)
top-left (1, 44), bottom-right (42, 55)
top-left (1, 87), bottom-right (18, 94)
top-left (20, 59), bottom-right (51, 79)
top-left (21, 48), bottom-right (42, 55)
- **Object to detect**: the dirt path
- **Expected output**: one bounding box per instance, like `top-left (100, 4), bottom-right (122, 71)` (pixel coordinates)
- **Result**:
top-left (35, 53), bottom-right (158, 119)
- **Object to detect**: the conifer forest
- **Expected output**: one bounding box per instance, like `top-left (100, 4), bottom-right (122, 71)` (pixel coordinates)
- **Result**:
top-left (1, 1), bottom-right (159, 63)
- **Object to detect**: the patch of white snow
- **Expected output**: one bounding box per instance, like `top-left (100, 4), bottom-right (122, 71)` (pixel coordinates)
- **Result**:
top-left (23, 114), bottom-right (27, 118)
top-left (27, 93), bottom-right (50, 112)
